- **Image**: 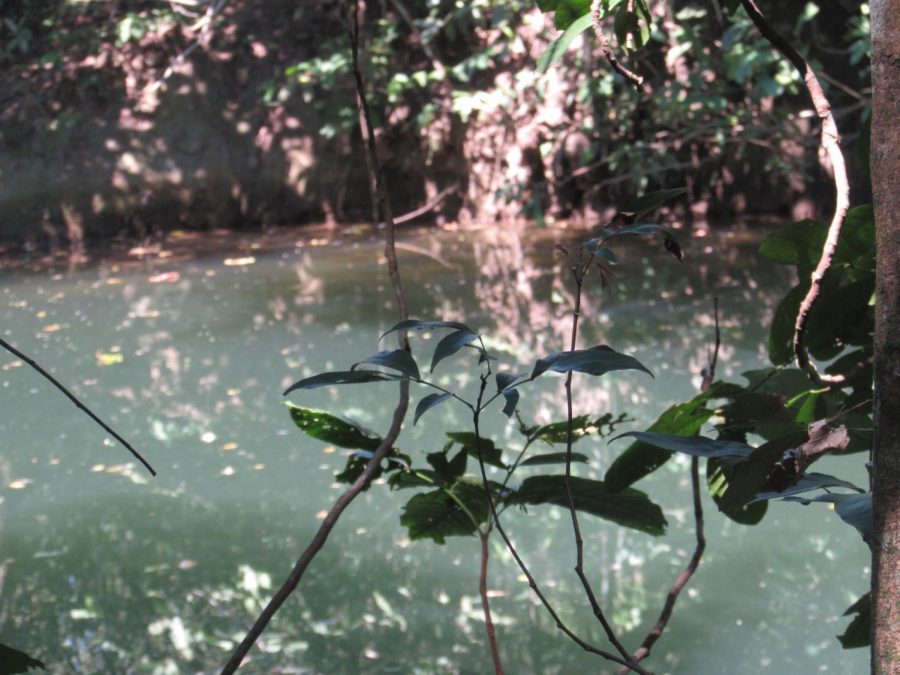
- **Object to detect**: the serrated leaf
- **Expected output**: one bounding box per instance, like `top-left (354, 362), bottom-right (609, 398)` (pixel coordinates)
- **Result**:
top-left (353, 349), bottom-right (420, 380)
top-left (531, 345), bottom-right (652, 380)
top-left (381, 319), bottom-right (474, 340)
top-left (287, 403), bottom-right (382, 450)
top-left (284, 370), bottom-right (397, 395)
top-left (431, 329), bottom-right (478, 371)
top-left (613, 431), bottom-right (754, 458)
top-left (511, 475), bottom-right (666, 535)
top-left (521, 452), bottom-right (590, 466)
top-left (446, 432), bottom-right (507, 468)
top-left (400, 480), bottom-right (489, 543)
top-left (0, 644), bottom-right (46, 674)
top-left (414, 392), bottom-right (452, 425)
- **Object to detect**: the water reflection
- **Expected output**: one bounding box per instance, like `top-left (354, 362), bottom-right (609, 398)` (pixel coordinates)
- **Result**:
top-left (0, 225), bottom-right (868, 673)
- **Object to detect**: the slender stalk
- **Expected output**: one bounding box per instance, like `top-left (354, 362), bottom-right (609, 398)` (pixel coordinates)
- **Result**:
top-left (590, 0), bottom-right (644, 88)
top-left (221, 3), bottom-right (410, 670)
top-left (738, 0), bottom-right (851, 385)
top-left (470, 376), bottom-right (651, 674)
top-left (0, 337), bottom-right (156, 477)
top-left (479, 531), bottom-right (504, 675)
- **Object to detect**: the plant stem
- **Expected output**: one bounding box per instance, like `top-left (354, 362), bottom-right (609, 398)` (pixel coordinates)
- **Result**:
top-left (479, 531), bottom-right (504, 675)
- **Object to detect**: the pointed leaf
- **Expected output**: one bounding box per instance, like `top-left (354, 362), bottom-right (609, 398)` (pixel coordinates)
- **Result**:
top-left (521, 452), bottom-right (590, 466)
top-left (284, 370), bottom-right (397, 395)
top-left (751, 471), bottom-right (865, 503)
top-left (537, 12), bottom-right (593, 71)
top-left (512, 475), bottom-right (666, 535)
top-left (431, 329), bottom-right (479, 371)
top-left (446, 432), bottom-right (507, 468)
top-left (501, 387), bottom-right (519, 417)
top-left (426, 448), bottom-right (467, 483)
top-left (414, 392), bottom-right (452, 425)
top-left (353, 349), bottom-right (420, 380)
top-left (0, 644), bottom-right (46, 674)
top-left (334, 448), bottom-right (411, 487)
top-left (782, 493), bottom-right (873, 543)
top-left (381, 319), bottom-right (474, 340)
top-left (837, 592), bottom-right (871, 649)
top-left (287, 403), bottom-right (382, 450)
top-left (389, 469), bottom-right (438, 490)
top-left (496, 372), bottom-right (521, 391)
top-left (531, 345), bottom-right (652, 380)
top-left (613, 431), bottom-right (753, 458)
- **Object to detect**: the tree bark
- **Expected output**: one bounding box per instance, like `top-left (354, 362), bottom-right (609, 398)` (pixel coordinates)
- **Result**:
top-left (870, 1), bottom-right (900, 673)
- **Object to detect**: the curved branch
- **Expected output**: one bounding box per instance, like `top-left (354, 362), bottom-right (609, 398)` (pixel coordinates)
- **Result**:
top-left (590, 0), bottom-right (644, 89)
top-left (738, 0), bottom-right (851, 385)
top-left (220, 2), bottom-right (410, 670)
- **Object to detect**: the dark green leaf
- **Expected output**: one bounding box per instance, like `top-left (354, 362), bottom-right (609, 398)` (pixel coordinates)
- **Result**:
top-left (431, 329), bottom-right (479, 371)
top-left (389, 469), bottom-right (438, 490)
top-left (620, 188), bottom-right (686, 219)
top-left (381, 319), bottom-right (474, 340)
top-left (717, 433), bottom-right (807, 515)
top-left (759, 219), bottom-right (826, 275)
top-left (334, 448), bottom-right (411, 486)
top-left (521, 452), bottom-right (589, 466)
top-left (496, 372), bottom-right (520, 391)
top-left (284, 370), bottom-right (397, 395)
top-left (501, 387), bottom-right (519, 417)
top-left (837, 592), bottom-right (871, 649)
top-left (426, 449), bottom-right (467, 483)
top-left (767, 284), bottom-right (806, 366)
top-left (446, 432), bottom-right (507, 468)
top-left (606, 382), bottom-right (739, 490)
top-left (707, 456), bottom-right (769, 525)
top-left (400, 480), bottom-right (489, 543)
top-left (0, 644), bottom-right (47, 674)
top-left (287, 403), bottom-right (382, 450)
top-left (537, 13), bottom-right (593, 71)
top-left (613, 431), bottom-right (754, 458)
top-left (531, 345), bottom-right (652, 380)
top-left (353, 349), bottom-right (420, 380)
top-left (512, 475), bottom-right (666, 535)
top-left (414, 393), bottom-right (452, 425)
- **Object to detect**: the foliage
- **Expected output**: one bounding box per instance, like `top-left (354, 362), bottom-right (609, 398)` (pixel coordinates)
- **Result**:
top-left (0, 644), bottom-right (46, 674)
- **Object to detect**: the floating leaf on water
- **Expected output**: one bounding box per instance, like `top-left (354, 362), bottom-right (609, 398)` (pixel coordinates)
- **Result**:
top-left (223, 257), bottom-right (256, 266)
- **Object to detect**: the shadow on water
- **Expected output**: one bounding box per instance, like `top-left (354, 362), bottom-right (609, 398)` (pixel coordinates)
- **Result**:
top-left (0, 224), bottom-right (868, 673)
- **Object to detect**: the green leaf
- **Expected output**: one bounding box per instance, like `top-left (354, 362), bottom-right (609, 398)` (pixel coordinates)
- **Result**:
top-left (426, 448), bottom-right (468, 483)
top-left (613, 431), bottom-right (754, 458)
top-left (353, 349), bottom-right (420, 380)
top-left (446, 432), bottom-right (507, 468)
top-left (334, 448), bottom-right (411, 487)
top-left (431, 329), bottom-right (479, 371)
top-left (400, 480), bottom-right (489, 543)
top-left (605, 382), bottom-right (740, 490)
top-left (284, 370), bottom-right (397, 395)
top-left (414, 392), bottom-right (452, 425)
top-left (759, 219), bottom-right (826, 275)
top-left (381, 319), bottom-right (474, 340)
top-left (537, 13), bottom-right (593, 71)
top-left (707, 457), bottom-right (769, 525)
top-left (521, 452), bottom-right (590, 466)
top-left (496, 372), bottom-right (521, 391)
top-left (717, 433), bottom-right (807, 515)
top-left (500, 387), bottom-right (520, 417)
top-left (0, 644), bottom-right (47, 674)
top-left (531, 345), bottom-right (652, 380)
top-left (512, 475), bottom-right (666, 535)
top-left (389, 469), bottom-right (438, 490)
top-left (620, 188), bottom-right (686, 219)
top-left (751, 472), bottom-right (865, 503)
top-left (287, 403), bottom-right (382, 450)
top-left (837, 592), bottom-right (871, 649)
top-left (767, 284), bottom-right (806, 366)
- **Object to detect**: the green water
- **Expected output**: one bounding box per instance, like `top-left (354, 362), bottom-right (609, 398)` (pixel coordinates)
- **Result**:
top-left (0, 226), bottom-right (869, 674)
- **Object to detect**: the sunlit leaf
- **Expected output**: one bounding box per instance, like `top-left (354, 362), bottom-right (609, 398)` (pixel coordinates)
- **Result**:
top-left (414, 393), bottom-right (452, 425)
top-left (353, 349), bottom-right (420, 380)
top-left (431, 329), bottom-right (478, 371)
top-left (287, 403), bottom-right (382, 450)
top-left (521, 452), bottom-right (589, 466)
top-left (512, 475), bottom-right (666, 535)
top-left (284, 370), bottom-right (397, 395)
top-left (531, 345), bottom-right (652, 380)
top-left (0, 644), bottom-right (46, 674)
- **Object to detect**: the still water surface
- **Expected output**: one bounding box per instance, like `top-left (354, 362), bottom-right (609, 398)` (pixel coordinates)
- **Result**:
top-left (0, 225), bottom-right (869, 674)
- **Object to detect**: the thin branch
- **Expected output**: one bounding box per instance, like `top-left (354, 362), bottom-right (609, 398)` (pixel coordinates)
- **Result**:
top-left (379, 185), bottom-right (458, 228)
top-left (470, 381), bottom-right (652, 674)
top-left (738, 0), bottom-right (851, 385)
top-left (590, 0), bottom-right (644, 89)
top-left (479, 531), bottom-right (504, 675)
top-left (220, 2), bottom-right (411, 671)
top-left (0, 337), bottom-right (156, 477)
top-left (618, 299), bottom-right (719, 672)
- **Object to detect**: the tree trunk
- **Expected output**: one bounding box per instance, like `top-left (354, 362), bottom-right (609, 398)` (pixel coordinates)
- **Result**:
top-left (870, 1), bottom-right (900, 673)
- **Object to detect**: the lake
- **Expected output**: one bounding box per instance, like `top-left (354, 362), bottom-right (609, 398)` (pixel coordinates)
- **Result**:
top-left (0, 223), bottom-right (869, 674)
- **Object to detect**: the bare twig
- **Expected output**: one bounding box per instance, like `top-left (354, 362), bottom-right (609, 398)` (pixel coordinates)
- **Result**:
top-left (379, 185), bottom-right (458, 228)
top-left (590, 0), bottom-right (644, 89)
top-left (738, 0), bottom-right (851, 385)
top-left (618, 298), bottom-right (719, 673)
top-left (220, 2), bottom-right (410, 671)
top-left (479, 531), bottom-right (504, 675)
top-left (0, 337), bottom-right (156, 477)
